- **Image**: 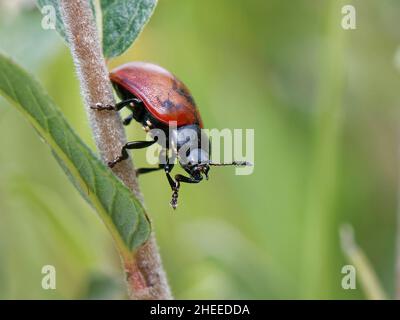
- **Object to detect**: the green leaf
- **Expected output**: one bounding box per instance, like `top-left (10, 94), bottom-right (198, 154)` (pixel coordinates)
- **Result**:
top-left (36, 0), bottom-right (96, 45)
top-left (101, 0), bottom-right (158, 58)
top-left (36, 0), bottom-right (158, 59)
top-left (0, 52), bottom-right (151, 253)
top-left (37, 0), bottom-right (69, 43)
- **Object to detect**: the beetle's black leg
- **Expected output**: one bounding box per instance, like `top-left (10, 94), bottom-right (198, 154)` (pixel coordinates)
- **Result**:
top-left (91, 98), bottom-right (141, 111)
top-left (169, 174), bottom-right (202, 209)
top-left (165, 171), bottom-right (175, 189)
top-left (136, 165), bottom-right (164, 176)
top-left (161, 158), bottom-right (181, 208)
top-left (165, 171), bottom-right (179, 209)
top-left (135, 147), bottom-right (175, 177)
top-left (114, 98), bottom-right (141, 111)
top-left (123, 113), bottom-right (134, 126)
top-left (174, 174), bottom-right (202, 184)
top-left (108, 139), bottom-right (157, 168)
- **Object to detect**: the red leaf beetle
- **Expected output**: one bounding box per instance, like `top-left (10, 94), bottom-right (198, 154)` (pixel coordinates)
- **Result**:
top-left (91, 62), bottom-right (251, 209)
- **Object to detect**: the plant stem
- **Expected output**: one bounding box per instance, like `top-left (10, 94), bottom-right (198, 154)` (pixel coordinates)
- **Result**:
top-left (59, 0), bottom-right (172, 300)
top-left (340, 224), bottom-right (387, 300)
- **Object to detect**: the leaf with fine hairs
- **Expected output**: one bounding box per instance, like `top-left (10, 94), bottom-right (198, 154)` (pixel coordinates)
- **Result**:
top-left (101, 0), bottom-right (158, 58)
top-left (36, 0), bottom-right (158, 59)
top-left (36, 0), bottom-right (96, 44)
top-left (0, 53), bottom-right (151, 252)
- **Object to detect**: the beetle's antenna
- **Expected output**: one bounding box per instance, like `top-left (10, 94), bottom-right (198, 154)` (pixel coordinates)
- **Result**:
top-left (208, 161), bottom-right (253, 167)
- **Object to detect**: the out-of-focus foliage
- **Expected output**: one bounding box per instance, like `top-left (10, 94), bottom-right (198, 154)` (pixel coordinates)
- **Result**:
top-left (0, 0), bottom-right (399, 299)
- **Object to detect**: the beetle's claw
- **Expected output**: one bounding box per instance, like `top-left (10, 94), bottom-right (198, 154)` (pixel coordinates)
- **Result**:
top-left (91, 103), bottom-right (115, 111)
top-left (170, 199), bottom-right (178, 210)
top-left (170, 190), bottom-right (179, 210)
top-left (108, 160), bottom-right (118, 168)
top-left (108, 155), bottom-right (124, 168)
top-left (90, 103), bottom-right (102, 110)
top-left (123, 118), bottom-right (131, 126)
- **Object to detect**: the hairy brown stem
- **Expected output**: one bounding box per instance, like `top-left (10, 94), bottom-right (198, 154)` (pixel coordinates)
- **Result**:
top-left (59, 0), bottom-right (172, 300)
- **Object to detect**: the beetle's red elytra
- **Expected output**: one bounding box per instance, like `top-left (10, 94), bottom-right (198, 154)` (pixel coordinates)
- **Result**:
top-left (91, 62), bottom-right (251, 209)
top-left (110, 62), bottom-right (203, 128)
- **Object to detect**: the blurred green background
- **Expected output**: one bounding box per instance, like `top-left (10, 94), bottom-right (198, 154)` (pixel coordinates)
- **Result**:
top-left (1, 0), bottom-right (400, 299)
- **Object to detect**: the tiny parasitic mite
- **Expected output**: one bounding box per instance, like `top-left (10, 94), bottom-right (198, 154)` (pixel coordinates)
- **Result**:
top-left (91, 62), bottom-right (251, 209)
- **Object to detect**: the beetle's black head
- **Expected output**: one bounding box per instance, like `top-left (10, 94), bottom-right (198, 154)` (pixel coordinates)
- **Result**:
top-left (174, 124), bottom-right (252, 182)
top-left (173, 125), bottom-right (211, 182)
top-left (181, 148), bottom-right (210, 181)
